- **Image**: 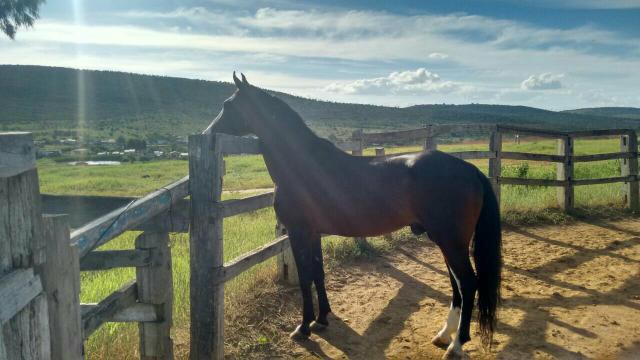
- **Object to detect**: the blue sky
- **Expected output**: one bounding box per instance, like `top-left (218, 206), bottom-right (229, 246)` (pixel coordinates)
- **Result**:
top-left (2, 0), bottom-right (639, 110)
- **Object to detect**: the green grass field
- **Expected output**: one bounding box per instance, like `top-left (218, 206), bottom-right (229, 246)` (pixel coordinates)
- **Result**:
top-left (37, 136), bottom-right (635, 358)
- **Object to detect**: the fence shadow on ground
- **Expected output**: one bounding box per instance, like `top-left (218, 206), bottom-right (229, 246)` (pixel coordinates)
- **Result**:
top-left (291, 220), bottom-right (640, 359)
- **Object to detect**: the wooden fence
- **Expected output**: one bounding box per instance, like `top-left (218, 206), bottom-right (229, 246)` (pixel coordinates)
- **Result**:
top-left (352, 124), bottom-right (639, 212)
top-left (1, 124), bottom-right (637, 359)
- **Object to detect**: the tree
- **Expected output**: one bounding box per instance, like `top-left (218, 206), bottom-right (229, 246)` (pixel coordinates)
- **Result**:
top-left (0, 0), bottom-right (46, 39)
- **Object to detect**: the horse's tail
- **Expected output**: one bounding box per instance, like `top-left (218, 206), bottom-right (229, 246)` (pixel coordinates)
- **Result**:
top-left (473, 171), bottom-right (502, 348)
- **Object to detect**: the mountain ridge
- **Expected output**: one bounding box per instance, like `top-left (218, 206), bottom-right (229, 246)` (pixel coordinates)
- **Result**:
top-left (1, 65), bottom-right (638, 139)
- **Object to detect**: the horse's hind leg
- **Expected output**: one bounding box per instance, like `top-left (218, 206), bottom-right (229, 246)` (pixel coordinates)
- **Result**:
top-left (440, 244), bottom-right (477, 359)
top-left (431, 265), bottom-right (462, 347)
top-left (310, 235), bottom-right (332, 331)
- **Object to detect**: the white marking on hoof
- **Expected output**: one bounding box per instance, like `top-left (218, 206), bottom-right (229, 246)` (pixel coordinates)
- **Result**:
top-left (289, 325), bottom-right (310, 341)
top-left (309, 320), bottom-right (327, 332)
top-left (443, 339), bottom-right (468, 360)
top-left (433, 306), bottom-right (461, 347)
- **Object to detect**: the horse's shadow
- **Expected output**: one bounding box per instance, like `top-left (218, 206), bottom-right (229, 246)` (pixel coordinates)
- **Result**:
top-left (296, 255), bottom-right (449, 359)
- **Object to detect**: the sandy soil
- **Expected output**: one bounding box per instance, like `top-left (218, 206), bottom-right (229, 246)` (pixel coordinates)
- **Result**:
top-left (249, 218), bottom-right (640, 360)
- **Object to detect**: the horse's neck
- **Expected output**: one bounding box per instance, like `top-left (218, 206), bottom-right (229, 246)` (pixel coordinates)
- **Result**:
top-left (256, 119), bottom-right (345, 186)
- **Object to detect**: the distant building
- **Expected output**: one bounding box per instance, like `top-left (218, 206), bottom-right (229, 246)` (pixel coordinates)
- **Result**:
top-left (153, 151), bottom-right (164, 157)
top-left (70, 148), bottom-right (90, 156)
top-left (123, 149), bottom-right (136, 154)
top-left (179, 153), bottom-right (189, 159)
top-left (36, 150), bottom-right (62, 158)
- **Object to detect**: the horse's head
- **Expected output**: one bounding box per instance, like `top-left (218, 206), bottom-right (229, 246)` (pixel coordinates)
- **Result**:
top-left (203, 72), bottom-right (261, 136)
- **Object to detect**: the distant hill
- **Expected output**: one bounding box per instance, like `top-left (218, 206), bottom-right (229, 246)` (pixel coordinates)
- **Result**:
top-left (1, 65), bottom-right (639, 140)
top-left (563, 107), bottom-right (640, 120)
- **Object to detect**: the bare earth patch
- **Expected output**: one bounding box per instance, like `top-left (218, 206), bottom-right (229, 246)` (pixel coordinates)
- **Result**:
top-left (224, 219), bottom-right (640, 359)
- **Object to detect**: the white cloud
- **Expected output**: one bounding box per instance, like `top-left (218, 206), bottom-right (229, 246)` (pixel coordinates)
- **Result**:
top-left (428, 52), bottom-right (449, 59)
top-left (521, 73), bottom-right (564, 90)
top-left (324, 68), bottom-right (464, 95)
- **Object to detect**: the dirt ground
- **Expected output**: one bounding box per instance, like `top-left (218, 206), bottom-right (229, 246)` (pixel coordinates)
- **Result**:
top-left (237, 218), bottom-right (640, 359)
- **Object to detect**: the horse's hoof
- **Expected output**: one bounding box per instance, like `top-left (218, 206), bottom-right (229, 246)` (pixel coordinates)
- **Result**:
top-left (431, 334), bottom-right (451, 348)
top-left (442, 344), bottom-right (469, 360)
top-left (309, 320), bottom-right (328, 332)
top-left (289, 325), bottom-right (311, 341)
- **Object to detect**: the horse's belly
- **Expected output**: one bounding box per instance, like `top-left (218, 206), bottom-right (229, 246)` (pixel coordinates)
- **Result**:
top-left (314, 202), bottom-right (413, 237)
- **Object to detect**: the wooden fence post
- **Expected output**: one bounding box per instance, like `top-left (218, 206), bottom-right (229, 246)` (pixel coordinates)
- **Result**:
top-left (424, 125), bottom-right (437, 151)
top-left (40, 214), bottom-right (83, 360)
top-left (0, 132), bottom-right (50, 360)
top-left (136, 231), bottom-right (173, 359)
top-left (557, 136), bottom-right (574, 212)
top-left (488, 131), bottom-right (502, 203)
top-left (276, 221), bottom-right (298, 285)
top-left (621, 132), bottom-right (639, 211)
top-left (374, 147), bottom-right (385, 156)
top-left (188, 133), bottom-right (224, 360)
top-left (351, 129), bottom-right (363, 156)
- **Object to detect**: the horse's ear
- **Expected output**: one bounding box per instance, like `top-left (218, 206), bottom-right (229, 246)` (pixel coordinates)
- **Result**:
top-left (233, 71), bottom-right (243, 88)
top-left (241, 73), bottom-right (249, 85)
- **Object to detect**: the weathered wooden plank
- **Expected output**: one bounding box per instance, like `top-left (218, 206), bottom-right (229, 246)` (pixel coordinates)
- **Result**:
top-left (0, 133), bottom-right (50, 360)
top-left (39, 215), bottom-right (83, 360)
top-left (431, 124), bottom-right (496, 136)
top-left (568, 129), bottom-right (634, 137)
top-left (216, 133), bottom-right (261, 155)
top-left (80, 249), bottom-right (151, 271)
top-left (0, 132), bottom-right (36, 178)
top-left (573, 175), bottom-right (637, 186)
top-left (71, 175), bottom-right (189, 258)
top-left (80, 303), bottom-right (158, 323)
top-left (499, 177), bottom-right (567, 186)
top-left (489, 132), bottom-right (502, 202)
top-left (276, 221), bottom-right (298, 285)
top-left (572, 152), bottom-right (634, 162)
top-left (557, 137), bottom-right (575, 211)
top-left (220, 235), bottom-right (289, 284)
top-left (496, 125), bottom-right (565, 138)
top-left (136, 231), bottom-right (174, 359)
top-left (448, 150), bottom-right (496, 160)
top-left (82, 280), bottom-right (138, 340)
top-left (374, 147), bottom-right (386, 156)
top-left (620, 133), bottom-right (639, 211)
top-left (189, 133), bottom-right (224, 360)
top-left (0, 269), bottom-right (43, 324)
top-left (220, 191), bottom-right (274, 217)
top-left (501, 151), bottom-right (563, 162)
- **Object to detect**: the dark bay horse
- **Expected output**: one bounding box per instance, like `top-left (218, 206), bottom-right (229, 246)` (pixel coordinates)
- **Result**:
top-left (204, 73), bottom-right (501, 359)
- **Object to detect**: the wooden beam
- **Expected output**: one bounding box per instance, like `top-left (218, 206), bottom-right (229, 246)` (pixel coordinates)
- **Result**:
top-left (496, 125), bottom-right (565, 138)
top-left (39, 215), bottom-right (83, 360)
top-left (81, 303), bottom-right (158, 323)
top-left (572, 152), bottom-right (634, 162)
top-left (431, 124), bottom-right (496, 136)
top-left (501, 151), bottom-right (563, 163)
top-left (219, 191), bottom-right (274, 217)
top-left (136, 232), bottom-right (174, 359)
top-left (499, 177), bottom-right (567, 187)
top-left (573, 176), bottom-right (637, 186)
top-left (489, 132), bottom-right (502, 202)
top-left (189, 133), bottom-right (224, 360)
top-left (448, 150), bottom-right (496, 160)
top-left (620, 133), bottom-right (639, 212)
top-left (568, 129), bottom-right (634, 137)
top-left (0, 132), bottom-right (36, 177)
top-left (71, 175), bottom-right (189, 258)
top-left (557, 137), bottom-right (575, 211)
top-left (80, 249), bottom-right (152, 271)
top-left (82, 280), bottom-right (138, 340)
top-left (132, 199), bottom-right (191, 233)
top-left (0, 132), bottom-right (50, 360)
top-left (0, 269), bottom-right (43, 324)
top-left (220, 235), bottom-right (290, 284)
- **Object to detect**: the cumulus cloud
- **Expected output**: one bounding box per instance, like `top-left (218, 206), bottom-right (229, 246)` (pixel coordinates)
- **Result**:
top-left (324, 68), bottom-right (462, 95)
top-left (521, 73), bottom-right (564, 90)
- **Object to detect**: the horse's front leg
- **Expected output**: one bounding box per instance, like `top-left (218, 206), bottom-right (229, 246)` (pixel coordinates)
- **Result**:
top-left (288, 227), bottom-right (316, 340)
top-left (310, 234), bottom-right (331, 331)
